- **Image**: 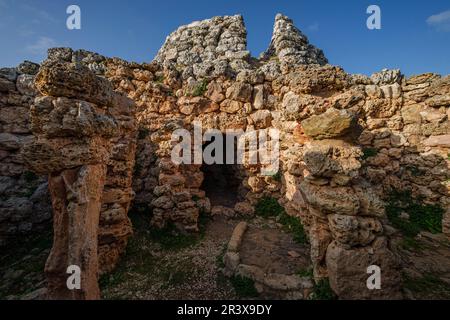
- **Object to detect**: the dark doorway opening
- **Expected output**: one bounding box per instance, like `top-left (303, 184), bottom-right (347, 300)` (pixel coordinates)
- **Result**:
top-left (200, 134), bottom-right (242, 208)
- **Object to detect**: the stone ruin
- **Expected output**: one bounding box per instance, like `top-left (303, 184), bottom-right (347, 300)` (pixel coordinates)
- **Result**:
top-left (0, 14), bottom-right (449, 300)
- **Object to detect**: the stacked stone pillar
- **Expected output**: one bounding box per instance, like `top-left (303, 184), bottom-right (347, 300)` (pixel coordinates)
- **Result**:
top-left (21, 56), bottom-right (136, 299)
top-left (298, 108), bottom-right (402, 299)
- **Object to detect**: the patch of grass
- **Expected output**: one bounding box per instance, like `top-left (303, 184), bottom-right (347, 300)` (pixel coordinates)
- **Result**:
top-left (0, 229), bottom-right (52, 298)
top-left (23, 171), bottom-right (38, 183)
top-left (149, 211), bottom-right (209, 251)
top-left (154, 75), bottom-right (164, 83)
top-left (386, 190), bottom-right (444, 237)
top-left (278, 211), bottom-right (308, 244)
top-left (216, 244), bottom-right (227, 269)
top-left (400, 236), bottom-right (425, 251)
top-left (296, 267), bottom-right (313, 278)
top-left (361, 147), bottom-right (378, 160)
top-left (270, 171), bottom-right (282, 182)
top-left (191, 79), bottom-right (209, 97)
top-left (403, 273), bottom-right (450, 299)
top-left (255, 197), bottom-right (284, 218)
top-left (230, 275), bottom-right (259, 298)
top-left (255, 197), bottom-right (308, 244)
top-left (149, 224), bottom-right (200, 251)
top-left (310, 279), bottom-right (337, 300)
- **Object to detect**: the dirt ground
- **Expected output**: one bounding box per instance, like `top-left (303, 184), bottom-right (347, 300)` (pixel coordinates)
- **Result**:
top-left (1, 212), bottom-right (450, 300)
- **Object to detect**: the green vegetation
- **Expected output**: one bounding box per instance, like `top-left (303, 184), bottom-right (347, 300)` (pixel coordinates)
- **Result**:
top-left (216, 244), bottom-right (227, 269)
top-left (230, 275), bottom-right (259, 298)
top-left (154, 75), bottom-right (164, 84)
top-left (192, 79), bottom-right (209, 97)
top-left (296, 267), bottom-right (313, 278)
top-left (0, 229), bottom-right (53, 298)
top-left (149, 217), bottom-right (207, 251)
top-left (400, 236), bottom-right (426, 251)
top-left (386, 190), bottom-right (444, 238)
top-left (255, 196), bottom-right (284, 218)
top-left (310, 279), bottom-right (337, 300)
top-left (403, 273), bottom-right (450, 299)
top-left (255, 197), bottom-right (308, 244)
top-left (361, 147), bottom-right (378, 160)
top-left (100, 211), bottom-right (202, 297)
top-left (139, 206), bottom-right (209, 251)
top-left (270, 171), bottom-right (282, 182)
top-left (278, 211), bottom-right (308, 244)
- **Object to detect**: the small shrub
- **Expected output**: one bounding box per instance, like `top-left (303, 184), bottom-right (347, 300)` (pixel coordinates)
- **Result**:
top-left (255, 197), bottom-right (284, 218)
top-left (403, 273), bottom-right (450, 298)
top-left (256, 197), bottom-right (308, 244)
top-left (386, 190), bottom-right (444, 237)
top-left (149, 211), bottom-right (209, 251)
top-left (216, 244), bottom-right (227, 269)
top-left (192, 79), bottom-right (208, 97)
top-left (361, 147), bottom-right (378, 160)
top-left (271, 171), bottom-right (282, 182)
top-left (154, 75), bottom-right (164, 83)
top-left (149, 224), bottom-right (199, 250)
top-left (230, 275), bottom-right (259, 298)
top-left (400, 236), bottom-right (424, 251)
top-left (278, 211), bottom-right (308, 244)
top-left (310, 279), bottom-right (337, 300)
top-left (296, 267), bottom-right (313, 278)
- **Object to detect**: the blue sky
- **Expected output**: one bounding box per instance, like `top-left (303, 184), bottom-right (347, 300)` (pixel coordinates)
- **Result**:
top-left (0, 0), bottom-right (449, 76)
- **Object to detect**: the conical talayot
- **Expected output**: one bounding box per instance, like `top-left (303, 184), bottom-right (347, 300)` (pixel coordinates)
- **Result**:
top-left (263, 13), bottom-right (328, 65)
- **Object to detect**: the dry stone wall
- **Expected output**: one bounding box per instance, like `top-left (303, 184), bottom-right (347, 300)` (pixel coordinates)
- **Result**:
top-left (0, 13), bottom-right (448, 300)
top-left (0, 62), bottom-right (52, 247)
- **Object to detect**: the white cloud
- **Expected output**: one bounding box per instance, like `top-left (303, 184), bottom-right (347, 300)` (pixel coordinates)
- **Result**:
top-left (25, 36), bottom-right (58, 55)
top-left (426, 10), bottom-right (450, 32)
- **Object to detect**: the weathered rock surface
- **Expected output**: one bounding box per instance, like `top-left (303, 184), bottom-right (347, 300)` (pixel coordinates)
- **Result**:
top-left (1, 12), bottom-right (448, 301)
top-left (301, 108), bottom-right (357, 139)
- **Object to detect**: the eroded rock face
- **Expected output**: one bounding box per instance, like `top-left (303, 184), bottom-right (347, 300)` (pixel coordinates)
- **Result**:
top-left (0, 62), bottom-right (52, 247)
top-left (20, 51), bottom-right (137, 299)
top-left (155, 15), bottom-right (250, 80)
top-left (326, 238), bottom-right (403, 300)
top-left (262, 14), bottom-right (328, 66)
top-left (1, 13), bottom-right (449, 301)
top-left (46, 165), bottom-right (106, 300)
top-left (301, 108), bottom-right (357, 140)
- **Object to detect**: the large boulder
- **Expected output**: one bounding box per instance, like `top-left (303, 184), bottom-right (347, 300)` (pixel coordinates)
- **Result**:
top-left (301, 108), bottom-right (357, 140)
top-left (326, 238), bottom-right (402, 300)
